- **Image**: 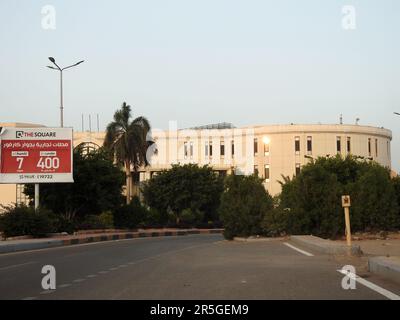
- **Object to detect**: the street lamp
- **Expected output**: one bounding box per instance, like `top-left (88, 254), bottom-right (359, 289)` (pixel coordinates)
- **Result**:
top-left (47, 57), bottom-right (84, 127)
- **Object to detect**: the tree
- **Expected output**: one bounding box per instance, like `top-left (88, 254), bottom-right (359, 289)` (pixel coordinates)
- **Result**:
top-left (141, 164), bottom-right (224, 225)
top-left (351, 164), bottom-right (399, 231)
top-left (277, 155), bottom-right (399, 238)
top-left (25, 146), bottom-right (124, 222)
top-left (104, 102), bottom-right (152, 204)
top-left (278, 162), bottom-right (343, 238)
top-left (219, 174), bottom-right (273, 240)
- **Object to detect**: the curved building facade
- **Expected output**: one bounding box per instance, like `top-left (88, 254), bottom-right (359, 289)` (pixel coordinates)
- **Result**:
top-left (143, 124), bottom-right (392, 196)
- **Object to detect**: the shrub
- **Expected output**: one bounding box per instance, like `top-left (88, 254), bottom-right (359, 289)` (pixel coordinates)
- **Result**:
top-left (0, 205), bottom-right (56, 238)
top-left (219, 175), bottom-right (274, 240)
top-left (24, 147), bottom-right (125, 220)
top-left (76, 212), bottom-right (114, 230)
top-left (351, 165), bottom-right (399, 231)
top-left (113, 197), bottom-right (147, 229)
top-left (277, 155), bottom-right (399, 238)
top-left (262, 198), bottom-right (290, 237)
top-left (142, 164), bottom-right (224, 226)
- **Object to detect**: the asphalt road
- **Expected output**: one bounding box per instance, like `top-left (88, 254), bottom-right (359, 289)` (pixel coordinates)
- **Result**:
top-left (0, 234), bottom-right (399, 300)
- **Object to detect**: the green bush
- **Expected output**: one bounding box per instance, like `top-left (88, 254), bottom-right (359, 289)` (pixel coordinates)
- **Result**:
top-left (219, 175), bottom-right (274, 240)
top-left (76, 212), bottom-right (114, 230)
top-left (0, 205), bottom-right (56, 238)
top-left (142, 164), bottom-right (224, 226)
top-left (113, 197), bottom-right (147, 229)
top-left (277, 155), bottom-right (399, 238)
top-left (351, 165), bottom-right (399, 231)
top-left (262, 198), bottom-right (290, 237)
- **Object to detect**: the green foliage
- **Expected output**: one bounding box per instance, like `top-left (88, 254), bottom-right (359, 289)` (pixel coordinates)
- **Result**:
top-left (103, 102), bottom-right (153, 203)
top-left (76, 211), bottom-right (114, 230)
top-left (113, 197), bottom-right (148, 229)
top-left (142, 164), bottom-right (224, 225)
top-left (25, 147), bottom-right (125, 222)
top-left (271, 155), bottom-right (400, 238)
top-left (351, 165), bottom-right (399, 231)
top-left (219, 174), bottom-right (274, 240)
top-left (0, 205), bottom-right (56, 238)
top-left (104, 102), bottom-right (152, 171)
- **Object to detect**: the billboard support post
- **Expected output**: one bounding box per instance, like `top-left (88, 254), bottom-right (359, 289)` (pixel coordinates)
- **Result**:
top-left (34, 184), bottom-right (39, 210)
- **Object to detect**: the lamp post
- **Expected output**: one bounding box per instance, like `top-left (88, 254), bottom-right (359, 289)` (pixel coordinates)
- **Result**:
top-left (47, 57), bottom-right (84, 127)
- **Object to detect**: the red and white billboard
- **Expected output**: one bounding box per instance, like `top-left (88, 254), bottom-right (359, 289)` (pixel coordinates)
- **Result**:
top-left (0, 127), bottom-right (73, 183)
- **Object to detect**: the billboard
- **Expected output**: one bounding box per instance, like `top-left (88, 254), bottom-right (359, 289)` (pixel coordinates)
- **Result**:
top-left (0, 127), bottom-right (73, 183)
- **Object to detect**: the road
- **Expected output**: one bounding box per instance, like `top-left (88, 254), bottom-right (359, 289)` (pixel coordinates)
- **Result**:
top-left (0, 234), bottom-right (399, 300)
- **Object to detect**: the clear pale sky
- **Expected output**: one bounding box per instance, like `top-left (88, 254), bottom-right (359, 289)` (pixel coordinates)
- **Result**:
top-left (0, 0), bottom-right (399, 171)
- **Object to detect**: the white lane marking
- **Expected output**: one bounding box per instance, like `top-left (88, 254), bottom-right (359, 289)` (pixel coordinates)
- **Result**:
top-left (119, 264), bottom-right (128, 268)
top-left (21, 297), bottom-right (37, 300)
top-left (40, 290), bottom-right (55, 295)
top-left (0, 261), bottom-right (37, 271)
top-left (58, 284), bottom-right (72, 288)
top-left (109, 267), bottom-right (118, 271)
top-left (98, 270), bottom-right (109, 274)
top-left (283, 242), bottom-right (314, 257)
top-left (73, 278), bottom-right (86, 283)
top-left (337, 270), bottom-right (400, 300)
top-left (87, 274), bottom-right (97, 278)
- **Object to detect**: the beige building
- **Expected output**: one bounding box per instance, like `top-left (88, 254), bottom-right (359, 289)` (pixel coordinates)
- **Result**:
top-left (0, 122), bottom-right (394, 206)
top-left (73, 123), bottom-right (393, 196)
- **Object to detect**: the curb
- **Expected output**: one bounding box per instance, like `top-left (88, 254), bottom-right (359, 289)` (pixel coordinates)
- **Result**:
top-left (368, 256), bottom-right (400, 284)
top-left (290, 235), bottom-right (362, 256)
top-left (0, 229), bottom-right (224, 254)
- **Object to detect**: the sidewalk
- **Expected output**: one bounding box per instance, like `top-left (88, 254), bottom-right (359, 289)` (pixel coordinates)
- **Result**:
top-left (0, 228), bottom-right (223, 254)
top-left (335, 235), bottom-right (400, 284)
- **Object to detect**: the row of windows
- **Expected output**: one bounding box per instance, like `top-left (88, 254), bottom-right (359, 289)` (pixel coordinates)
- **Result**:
top-left (184, 140), bottom-right (235, 159)
top-left (253, 138), bottom-right (270, 156)
top-left (183, 136), bottom-right (387, 159)
top-left (254, 163), bottom-right (302, 182)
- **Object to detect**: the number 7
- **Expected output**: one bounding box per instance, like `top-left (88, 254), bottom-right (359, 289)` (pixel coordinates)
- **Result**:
top-left (16, 157), bottom-right (24, 170)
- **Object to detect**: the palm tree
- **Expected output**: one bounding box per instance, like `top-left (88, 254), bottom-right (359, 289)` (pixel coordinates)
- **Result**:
top-left (104, 102), bottom-right (152, 204)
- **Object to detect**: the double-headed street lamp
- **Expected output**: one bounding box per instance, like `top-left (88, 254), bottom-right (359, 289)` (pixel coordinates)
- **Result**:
top-left (47, 57), bottom-right (84, 127)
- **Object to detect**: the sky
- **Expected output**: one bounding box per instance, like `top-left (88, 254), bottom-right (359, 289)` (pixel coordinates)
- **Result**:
top-left (0, 0), bottom-right (399, 171)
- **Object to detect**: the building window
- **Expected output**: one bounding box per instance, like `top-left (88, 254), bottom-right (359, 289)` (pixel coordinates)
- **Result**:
top-left (264, 142), bottom-right (270, 156)
top-left (368, 138), bottom-right (372, 157)
top-left (254, 138), bottom-right (258, 155)
top-left (307, 136), bottom-right (312, 155)
top-left (209, 141), bottom-right (213, 157)
top-left (220, 141), bottom-right (225, 157)
top-left (205, 141), bottom-right (209, 157)
top-left (190, 142), bottom-right (194, 159)
top-left (336, 137), bottom-right (341, 153)
top-left (347, 137), bottom-right (351, 153)
top-left (184, 141), bottom-right (188, 159)
top-left (264, 164), bottom-right (270, 182)
top-left (254, 165), bottom-right (259, 177)
top-left (375, 139), bottom-right (378, 157)
top-left (295, 136), bottom-right (300, 155)
top-left (295, 163), bottom-right (301, 176)
top-left (231, 140), bottom-right (235, 157)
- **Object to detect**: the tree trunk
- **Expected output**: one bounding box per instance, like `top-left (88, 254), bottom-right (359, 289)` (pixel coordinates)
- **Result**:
top-left (125, 161), bottom-right (131, 204)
